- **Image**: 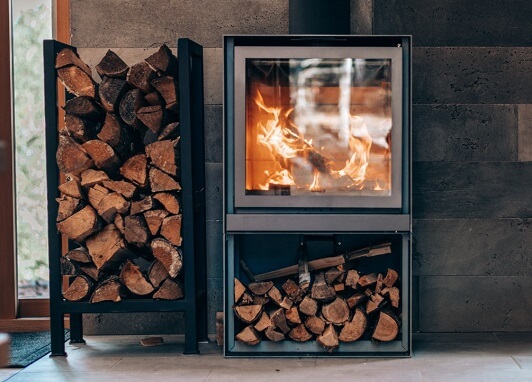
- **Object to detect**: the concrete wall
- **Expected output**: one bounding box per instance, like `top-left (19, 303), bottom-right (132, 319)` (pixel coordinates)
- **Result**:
top-left (71, 0), bottom-right (532, 335)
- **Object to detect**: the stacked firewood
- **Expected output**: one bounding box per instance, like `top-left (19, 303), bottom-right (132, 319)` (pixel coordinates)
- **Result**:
top-left (54, 45), bottom-right (184, 302)
top-left (233, 244), bottom-right (401, 350)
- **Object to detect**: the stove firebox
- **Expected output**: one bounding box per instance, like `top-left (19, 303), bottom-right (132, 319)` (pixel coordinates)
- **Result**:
top-left (224, 36), bottom-right (411, 357)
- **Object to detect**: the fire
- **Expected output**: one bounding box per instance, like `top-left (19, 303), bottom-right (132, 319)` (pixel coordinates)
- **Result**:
top-left (253, 90), bottom-right (381, 193)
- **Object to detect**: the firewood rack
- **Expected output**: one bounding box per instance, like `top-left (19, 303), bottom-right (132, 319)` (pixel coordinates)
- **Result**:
top-left (44, 38), bottom-right (207, 355)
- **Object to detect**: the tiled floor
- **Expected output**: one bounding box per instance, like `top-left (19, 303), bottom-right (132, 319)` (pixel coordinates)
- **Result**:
top-left (1, 332), bottom-right (531, 381)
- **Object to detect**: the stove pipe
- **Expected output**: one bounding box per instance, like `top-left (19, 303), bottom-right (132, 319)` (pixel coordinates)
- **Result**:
top-left (289, 0), bottom-right (351, 34)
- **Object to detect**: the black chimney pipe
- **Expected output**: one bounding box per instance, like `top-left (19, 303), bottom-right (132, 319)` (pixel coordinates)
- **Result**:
top-left (289, 0), bottom-right (351, 34)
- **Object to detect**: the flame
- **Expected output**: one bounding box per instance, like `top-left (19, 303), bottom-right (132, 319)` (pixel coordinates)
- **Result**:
top-left (253, 90), bottom-right (377, 192)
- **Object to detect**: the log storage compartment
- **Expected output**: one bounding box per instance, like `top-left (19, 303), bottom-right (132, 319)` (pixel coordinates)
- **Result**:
top-left (45, 39), bottom-right (206, 355)
top-left (224, 36), bottom-right (411, 357)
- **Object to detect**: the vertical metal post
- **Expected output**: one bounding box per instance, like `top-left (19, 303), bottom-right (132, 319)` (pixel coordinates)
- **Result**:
top-left (69, 313), bottom-right (85, 344)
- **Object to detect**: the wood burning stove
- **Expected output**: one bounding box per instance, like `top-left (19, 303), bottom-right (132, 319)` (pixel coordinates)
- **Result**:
top-left (224, 35), bottom-right (411, 357)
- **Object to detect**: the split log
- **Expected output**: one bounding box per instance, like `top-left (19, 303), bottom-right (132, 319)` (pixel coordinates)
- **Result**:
top-left (87, 184), bottom-right (109, 209)
top-left (358, 273), bottom-right (378, 288)
top-left (234, 278), bottom-right (246, 303)
top-left (120, 154), bottom-right (148, 188)
top-left (151, 76), bottom-right (178, 106)
top-left (64, 96), bottom-right (104, 121)
top-left (145, 45), bottom-right (177, 75)
top-left (143, 209), bottom-right (169, 235)
top-left (381, 286), bottom-right (400, 308)
top-left (101, 180), bottom-right (136, 199)
top-left (305, 316), bottom-right (326, 336)
top-left (333, 283), bottom-right (345, 292)
top-left (56, 135), bottom-right (94, 175)
top-left (299, 296), bottom-right (318, 316)
top-left (280, 297), bottom-right (293, 310)
top-left (120, 260), bottom-right (154, 296)
top-left (372, 311), bottom-right (399, 342)
top-left (145, 91), bottom-right (164, 106)
top-left (124, 215), bottom-right (151, 246)
top-left (234, 305), bottom-right (263, 324)
top-left (325, 267), bottom-right (343, 285)
top-left (158, 122), bottom-right (179, 141)
top-left (317, 324), bottom-right (339, 350)
top-left (63, 275), bottom-right (93, 302)
top-left (130, 196), bottom-right (153, 215)
top-left (255, 254), bottom-right (344, 282)
top-left (288, 324), bottom-right (312, 342)
top-left (65, 247), bottom-right (92, 263)
top-left (97, 192), bottom-right (129, 223)
top-left (149, 167), bottom-right (181, 192)
top-left (82, 139), bottom-right (121, 174)
top-left (150, 238), bottom-right (183, 278)
top-left (270, 308), bottom-right (290, 334)
top-left (137, 105), bottom-right (163, 134)
top-left (264, 327), bottom-right (285, 341)
top-left (127, 61), bottom-right (155, 93)
top-left (80, 265), bottom-right (99, 281)
top-left (145, 139), bottom-right (179, 176)
top-left (311, 272), bottom-right (336, 302)
top-left (267, 286), bottom-right (283, 306)
top-left (285, 307), bottom-right (301, 325)
top-left (236, 326), bottom-right (261, 346)
top-left (321, 297), bottom-right (349, 325)
top-left (56, 195), bottom-right (82, 222)
top-left (254, 312), bottom-right (271, 332)
top-left (57, 66), bottom-right (97, 98)
top-left (282, 279), bottom-right (304, 304)
top-left (345, 269), bottom-right (360, 289)
top-left (81, 169), bottom-right (109, 188)
top-left (153, 278), bottom-right (183, 300)
top-left (240, 293), bottom-right (254, 305)
top-left (60, 256), bottom-right (78, 275)
top-left (58, 178), bottom-right (83, 198)
top-left (248, 281), bottom-right (274, 296)
top-left (383, 268), bottom-right (399, 288)
top-left (366, 292), bottom-right (385, 314)
top-left (98, 77), bottom-right (127, 113)
top-left (97, 114), bottom-right (134, 161)
top-left (253, 295), bottom-right (270, 306)
top-left (119, 89), bottom-right (145, 126)
top-left (160, 214), bottom-right (182, 246)
top-left (57, 205), bottom-right (99, 242)
top-left (153, 193), bottom-right (180, 214)
top-left (62, 114), bottom-right (97, 143)
top-left (114, 214), bottom-right (125, 235)
top-left (90, 276), bottom-right (122, 303)
top-left (86, 224), bottom-right (128, 270)
top-left (95, 50), bottom-right (129, 79)
top-left (339, 308), bottom-right (367, 342)
top-left (375, 274), bottom-right (384, 294)
top-left (55, 48), bottom-right (92, 76)
top-left (148, 260), bottom-right (169, 288)
top-left (346, 293), bottom-right (366, 309)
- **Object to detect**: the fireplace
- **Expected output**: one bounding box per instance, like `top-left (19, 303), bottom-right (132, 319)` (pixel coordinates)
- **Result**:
top-left (224, 36), bottom-right (411, 357)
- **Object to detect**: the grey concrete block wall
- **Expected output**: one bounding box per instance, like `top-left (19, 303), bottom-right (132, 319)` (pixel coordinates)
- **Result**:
top-left (71, 0), bottom-right (531, 335)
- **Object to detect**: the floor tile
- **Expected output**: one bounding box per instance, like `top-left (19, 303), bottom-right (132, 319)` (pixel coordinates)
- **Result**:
top-left (513, 356), bottom-right (532, 369)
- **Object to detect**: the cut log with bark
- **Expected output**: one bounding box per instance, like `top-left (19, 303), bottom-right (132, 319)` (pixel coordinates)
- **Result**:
top-left (383, 268), bottom-right (399, 288)
top-left (264, 327), bottom-right (285, 341)
top-left (253, 295), bottom-right (270, 306)
top-left (325, 267), bottom-right (343, 285)
top-left (280, 297), bottom-right (293, 310)
top-left (120, 260), bottom-right (154, 296)
top-left (86, 223), bottom-right (128, 270)
top-left (119, 89), bottom-right (145, 126)
top-left (234, 278), bottom-right (246, 303)
top-left (153, 279), bottom-right (183, 300)
top-left (288, 324), bottom-right (312, 342)
top-left (87, 184), bottom-right (109, 210)
top-left (285, 306), bottom-right (301, 325)
top-left (366, 292), bottom-right (385, 314)
top-left (62, 114), bottom-right (97, 143)
top-left (317, 324), bottom-right (339, 351)
top-left (158, 122), bottom-right (179, 141)
top-left (98, 113), bottom-right (134, 161)
top-left (57, 205), bottom-right (99, 242)
top-left (101, 179), bottom-right (136, 199)
top-left (305, 316), bottom-right (326, 336)
top-left (339, 308), bottom-right (367, 342)
top-left (358, 273), bottom-right (378, 288)
top-left (90, 276), bottom-right (122, 303)
top-left (56, 135), bottom-right (94, 175)
top-left (130, 196), bottom-right (153, 215)
top-left (60, 256), bottom-right (78, 275)
top-left (254, 312), bottom-right (271, 332)
top-left (299, 296), bottom-right (318, 316)
top-left (160, 214), bottom-right (182, 246)
top-left (234, 305), bottom-right (263, 324)
top-left (381, 286), bottom-right (400, 308)
top-left (127, 61), bottom-right (155, 93)
top-left (80, 265), bottom-right (99, 281)
top-left (57, 66), bottom-right (97, 98)
top-left (143, 209), bottom-right (168, 235)
top-left (240, 292), bottom-right (253, 305)
top-left (56, 195), bottom-right (82, 222)
top-left (311, 272), bottom-right (336, 302)
top-left (95, 50), bottom-right (129, 79)
top-left (99, 77), bottom-right (127, 113)
top-left (145, 91), bottom-right (164, 106)
top-left (153, 193), bottom-right (179, 214)
top-left (270, 308), bottom-right (290, 334)
top-left (120, 154), bottom-right (148, 188)
top-left (150, 238), bottom-right (182, 278)
top-left (65, 247), bottom-right (92, 263)
top-left (346, 293), bottom-right (366, 309)
top-left (151, 76), bottom-right (178, 107)
top-left (63, 275), bottom-right (93, 302)
top-left (137, 105), bottom-right (163, 134)
top-left (148, 260), bottom-right (169, 288)
top-left (64, 96), bottom-right (104, 121)
top-left (282, 279), bottom-right (304, 303)
top-left (124, 215), bottom-right (151, 246)
top-left (58, 178), bottom-right (84, 199)
top-left (81, 169), bottom-right (109, 188)
top-left (321, 297), bottom-right (349, 325)
top-left (149, 167), bottom-right (181, 192)
top-left (345, 269), bottom-right (360, 289)
top-left (145, 139), bottom-right (179, 176)
top-left (375, 273), bottom-right (384, 294)
top-left (55, 48), bottom-right (92, 76)
top-left (248, 281), bottom-right (274, 296)
top-left (236, 326), bottom-right (261, 346)
top-left (97, 192), bottom-right (129, 223)
top-left (267, 286), bottom-right (283, 306)
top-left (145, 45), bottom-right (177, 75)
top-left (82, 139), bottom-right (121, 174)
top-left (372, 311), bottom-right (399, 342)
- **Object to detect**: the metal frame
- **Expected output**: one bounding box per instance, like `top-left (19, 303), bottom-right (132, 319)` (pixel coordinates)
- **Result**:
top-left (44, 38), bottom-right (207, 356)
top-left (223, 35), bottom-right (412, 357)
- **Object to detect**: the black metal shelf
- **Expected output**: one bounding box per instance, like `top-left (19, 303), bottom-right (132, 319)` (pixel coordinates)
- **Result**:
top-left (44, 38), bottom-right (207, 356)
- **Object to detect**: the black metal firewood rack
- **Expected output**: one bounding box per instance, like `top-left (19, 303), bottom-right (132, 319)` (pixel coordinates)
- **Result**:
top-left (44, 38), bottom-right (207, 355)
